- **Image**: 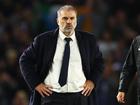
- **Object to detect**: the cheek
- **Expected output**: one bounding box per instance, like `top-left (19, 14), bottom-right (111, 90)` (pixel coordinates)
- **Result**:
top-left (60, 22), bottom-right (66, 26)
top-left (58, 20), bottom-right (63, 26)
top-left (72, 21), bottom-right (77, 26)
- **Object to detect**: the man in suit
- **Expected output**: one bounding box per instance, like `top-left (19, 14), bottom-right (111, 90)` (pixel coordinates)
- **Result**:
top-left (19, 5), bottom-right (103, 105)
top-left (117, 36), bottom-right (140, 105)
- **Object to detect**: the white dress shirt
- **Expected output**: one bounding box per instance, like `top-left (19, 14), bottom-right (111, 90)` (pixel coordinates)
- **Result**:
top-left (44, 30), bottom-right (86, 93)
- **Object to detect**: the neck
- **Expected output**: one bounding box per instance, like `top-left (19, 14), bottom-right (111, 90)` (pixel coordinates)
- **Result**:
top-left (64, 32), bottom-right (72, 36)
top-left (64, 30), bottom-right (74, 37)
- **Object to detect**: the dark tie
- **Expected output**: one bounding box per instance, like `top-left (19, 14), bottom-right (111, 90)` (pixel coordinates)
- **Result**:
top-left (59, 38), bottom-right (72, 86)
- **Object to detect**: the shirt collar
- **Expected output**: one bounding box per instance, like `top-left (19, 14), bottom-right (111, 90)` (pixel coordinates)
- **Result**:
top-left (59, 30), bottom-right (75, 41)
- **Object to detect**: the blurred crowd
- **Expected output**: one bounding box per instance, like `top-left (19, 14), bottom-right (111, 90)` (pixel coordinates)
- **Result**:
top-left (0, 0), bottom-right (139, 105)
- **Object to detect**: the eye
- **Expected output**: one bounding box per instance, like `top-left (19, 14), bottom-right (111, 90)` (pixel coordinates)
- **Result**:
top-left (63, 17), bottom-right (68, 20)
top-left (70, 17), bottom-right (74, 20)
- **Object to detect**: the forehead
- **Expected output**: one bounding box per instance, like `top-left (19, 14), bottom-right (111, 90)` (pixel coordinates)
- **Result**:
top-left (59, 9), bottom-right (76, 17)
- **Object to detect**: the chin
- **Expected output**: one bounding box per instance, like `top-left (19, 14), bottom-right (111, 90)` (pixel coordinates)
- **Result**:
top-left (65, 29), bottom-right (73, 32)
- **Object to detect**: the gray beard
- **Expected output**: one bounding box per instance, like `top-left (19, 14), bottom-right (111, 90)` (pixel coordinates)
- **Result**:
top-left (63, 29), bottom-right (73, 33)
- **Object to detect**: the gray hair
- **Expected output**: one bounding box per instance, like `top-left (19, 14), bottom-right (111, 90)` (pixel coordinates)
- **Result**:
top-left (57, 5), bottom-right (77, 17)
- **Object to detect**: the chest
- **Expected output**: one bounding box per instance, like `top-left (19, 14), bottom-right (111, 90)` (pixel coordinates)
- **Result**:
top-left (53, 39), bottom-right (81, 62)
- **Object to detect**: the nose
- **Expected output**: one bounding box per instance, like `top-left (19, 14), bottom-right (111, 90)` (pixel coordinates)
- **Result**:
top-left (66, 19), bottom-right (72, 23)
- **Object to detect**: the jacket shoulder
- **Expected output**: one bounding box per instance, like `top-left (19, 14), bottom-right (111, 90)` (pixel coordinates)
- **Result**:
top-left (135, 35), bottom-right (140, 41)
top-left (131, 35), bottom-right (140, 46)
top-left (35, 30), bottom-right (55, 40)
top-left (77, 30), bottom-right (97, 40)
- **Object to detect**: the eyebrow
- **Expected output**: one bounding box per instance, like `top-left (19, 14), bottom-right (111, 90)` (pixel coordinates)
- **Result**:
top-left (62, 16), bottom-right (75, 19)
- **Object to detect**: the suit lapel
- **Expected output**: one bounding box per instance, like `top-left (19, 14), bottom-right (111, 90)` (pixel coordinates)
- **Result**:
top-left (75, 31), bottom-right (88, 71)
top-left (48, 28), bottom-right (59, 63)
top-left (42, 28), bottom-right (58, 79)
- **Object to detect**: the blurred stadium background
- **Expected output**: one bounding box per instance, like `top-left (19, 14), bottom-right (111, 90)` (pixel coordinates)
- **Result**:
top-left (0, 0), bottom-right (139, 105)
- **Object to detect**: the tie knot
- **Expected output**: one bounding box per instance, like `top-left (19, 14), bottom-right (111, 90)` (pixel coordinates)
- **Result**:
top-left (65, 38), bottom-right (72, 43)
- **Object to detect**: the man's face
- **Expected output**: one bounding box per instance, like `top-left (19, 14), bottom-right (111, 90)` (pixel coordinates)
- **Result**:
top-left (57, 10), bottom-right (77, 34)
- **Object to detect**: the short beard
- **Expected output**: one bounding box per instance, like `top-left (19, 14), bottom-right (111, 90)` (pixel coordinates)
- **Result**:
top-left (62, 28), bottom-right (74, 36)
top-left (63, 28), bottom-right (73, 33)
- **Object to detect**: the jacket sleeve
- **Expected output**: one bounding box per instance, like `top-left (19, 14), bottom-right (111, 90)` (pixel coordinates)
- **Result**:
top-left (19, 36), bottom-right (42, 91)
top-left (118, 39), bottom-right (137, 93)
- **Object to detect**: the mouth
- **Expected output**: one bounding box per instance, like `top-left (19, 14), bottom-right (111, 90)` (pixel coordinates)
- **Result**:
top-left (66, 26), bottom-right (72, 29)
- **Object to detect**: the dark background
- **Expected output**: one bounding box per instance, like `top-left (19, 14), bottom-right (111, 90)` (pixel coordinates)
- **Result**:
top-left (0, 0), bottom-right (139, 105)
